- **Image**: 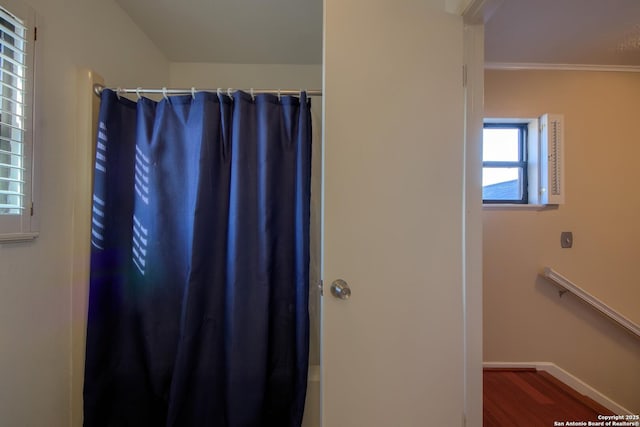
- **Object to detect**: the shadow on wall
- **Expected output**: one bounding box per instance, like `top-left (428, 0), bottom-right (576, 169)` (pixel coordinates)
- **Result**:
top-left (535, 275), bottom-right (639, 352)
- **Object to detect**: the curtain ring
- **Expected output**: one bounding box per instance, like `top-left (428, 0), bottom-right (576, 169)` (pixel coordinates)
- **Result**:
top-left (250, 88), bottom-right (255, 101)
top-left (277, 89), bottom-right (281, 101)
top-left (227, 88), bottom-right (233, 99)
top-left (116, 87), bottom-right (122, 100)
top-left (135, 87), bottom-right (142, 100)
top-left (191, 87), bottom-right (196, 99)
top-left (162, 87), bottom-right (168, 100)
top-left (217, 88), bottom-right (222, 98)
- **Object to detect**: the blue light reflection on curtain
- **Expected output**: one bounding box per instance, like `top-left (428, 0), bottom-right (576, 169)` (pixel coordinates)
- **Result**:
top-left (84, 89), bottom-right (311, 427)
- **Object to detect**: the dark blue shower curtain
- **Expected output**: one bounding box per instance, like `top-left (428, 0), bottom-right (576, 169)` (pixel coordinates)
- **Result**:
top-left (83, 89), bottom-right (311, 427)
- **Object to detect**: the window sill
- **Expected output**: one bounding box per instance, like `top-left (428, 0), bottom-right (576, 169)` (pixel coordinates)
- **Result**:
top-left (483, 204), bottom-right (557, 211)
top-left (0, 232), bottom-right (39, 243)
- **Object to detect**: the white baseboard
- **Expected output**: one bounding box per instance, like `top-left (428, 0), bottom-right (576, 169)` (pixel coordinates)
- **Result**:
top-left (483, 361), bottom-right (632, 415)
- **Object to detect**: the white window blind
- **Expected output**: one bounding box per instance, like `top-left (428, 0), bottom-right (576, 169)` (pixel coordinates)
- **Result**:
top-left (0, 0), bottom-right (36, 241)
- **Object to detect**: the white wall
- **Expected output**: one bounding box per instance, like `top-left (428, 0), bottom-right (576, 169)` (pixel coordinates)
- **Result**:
top-left (170, 63), bottom-right (321, 91)
top-left (0, 0), bottom-right (169, 425)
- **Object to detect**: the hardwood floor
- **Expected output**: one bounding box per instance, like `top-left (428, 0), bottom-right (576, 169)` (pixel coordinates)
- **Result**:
top-left (483, 368), bottom-right (616, 426)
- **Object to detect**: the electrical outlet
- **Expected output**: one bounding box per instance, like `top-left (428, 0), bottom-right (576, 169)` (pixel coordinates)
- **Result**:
top-left (561, 231), bottom-right (573, 248)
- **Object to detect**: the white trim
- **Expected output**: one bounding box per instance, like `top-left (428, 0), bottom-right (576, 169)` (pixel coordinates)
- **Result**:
top-left (446, 0), bottom-right (472, 15)
top-left (308, 364), bottom-right (320, 383)
top-left (485, 62), bottom-right (640, 73)
top-left (484, 117), bottom-right (530, 124)
top-left (0, 232), bottom-right (38, 243)
top-left (460, 0), bottom-right (503, 24)
top-left (482, 204), bottom-right (550, 210)
top-left (70, 68), bottom-right (104, 427)
top-left (483, 361), bottom-right (632, 414)
top-left (462, 22), bottom-right (484, 427)
top-left (0, 0), bottom-right (38, 239)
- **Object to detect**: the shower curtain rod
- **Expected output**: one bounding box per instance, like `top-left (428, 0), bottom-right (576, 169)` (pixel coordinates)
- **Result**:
top-left (93, 83), bottom-right (322, 98)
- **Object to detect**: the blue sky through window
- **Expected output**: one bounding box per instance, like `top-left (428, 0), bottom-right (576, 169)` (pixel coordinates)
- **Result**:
top-left (482, 126), bottom-right (525, 202)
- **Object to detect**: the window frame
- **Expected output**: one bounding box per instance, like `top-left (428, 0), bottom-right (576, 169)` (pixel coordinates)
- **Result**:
top-left (0, 0), bottom-right (37, 242)
top-left (482, 122), bottom-right (529, 205)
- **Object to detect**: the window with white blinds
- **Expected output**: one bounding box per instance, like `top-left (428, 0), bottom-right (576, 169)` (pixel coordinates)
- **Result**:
top-left (0, 0), bottom-right (36, 241)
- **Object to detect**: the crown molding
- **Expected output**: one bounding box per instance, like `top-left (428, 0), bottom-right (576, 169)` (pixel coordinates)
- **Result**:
top-left (485, 62), bottom-right (640, 73)
top-left (460, 0), bottom-right (504, 24)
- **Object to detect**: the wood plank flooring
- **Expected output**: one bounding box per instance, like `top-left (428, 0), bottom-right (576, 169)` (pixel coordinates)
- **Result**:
top-left (484, 368), bottom-right (616, 426)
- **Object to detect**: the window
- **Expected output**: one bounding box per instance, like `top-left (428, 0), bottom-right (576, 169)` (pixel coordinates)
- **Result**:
top-left (482, 123), bottom-right (528, 204)
top-left (483, 114), bottom-right (565, 207)
top-left (0, 0), bottom-right (36, 241)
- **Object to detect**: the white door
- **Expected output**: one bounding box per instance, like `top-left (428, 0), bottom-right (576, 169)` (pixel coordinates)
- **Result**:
top-left (321, 1), bottom-right (468, 426)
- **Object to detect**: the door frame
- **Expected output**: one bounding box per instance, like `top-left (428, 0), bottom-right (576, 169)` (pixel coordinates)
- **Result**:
top-left (462, 21), bottom-right (484, 427)
top-left (71, 69), bottom-right (104, 427)
top-left (461, 2), bottom-right (503, 425)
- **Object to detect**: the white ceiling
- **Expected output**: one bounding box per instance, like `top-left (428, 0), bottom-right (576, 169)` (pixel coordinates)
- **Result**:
top-left (115, 0), bottom-right (323, 64)
top-left (115, 0), bottom-right (640, 66)
top-left (485, 0), bottom-right (640, 66)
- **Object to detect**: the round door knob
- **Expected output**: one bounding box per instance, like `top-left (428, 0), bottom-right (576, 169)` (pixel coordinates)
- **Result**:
top-left (331, 279), bottom-right (351, 300)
